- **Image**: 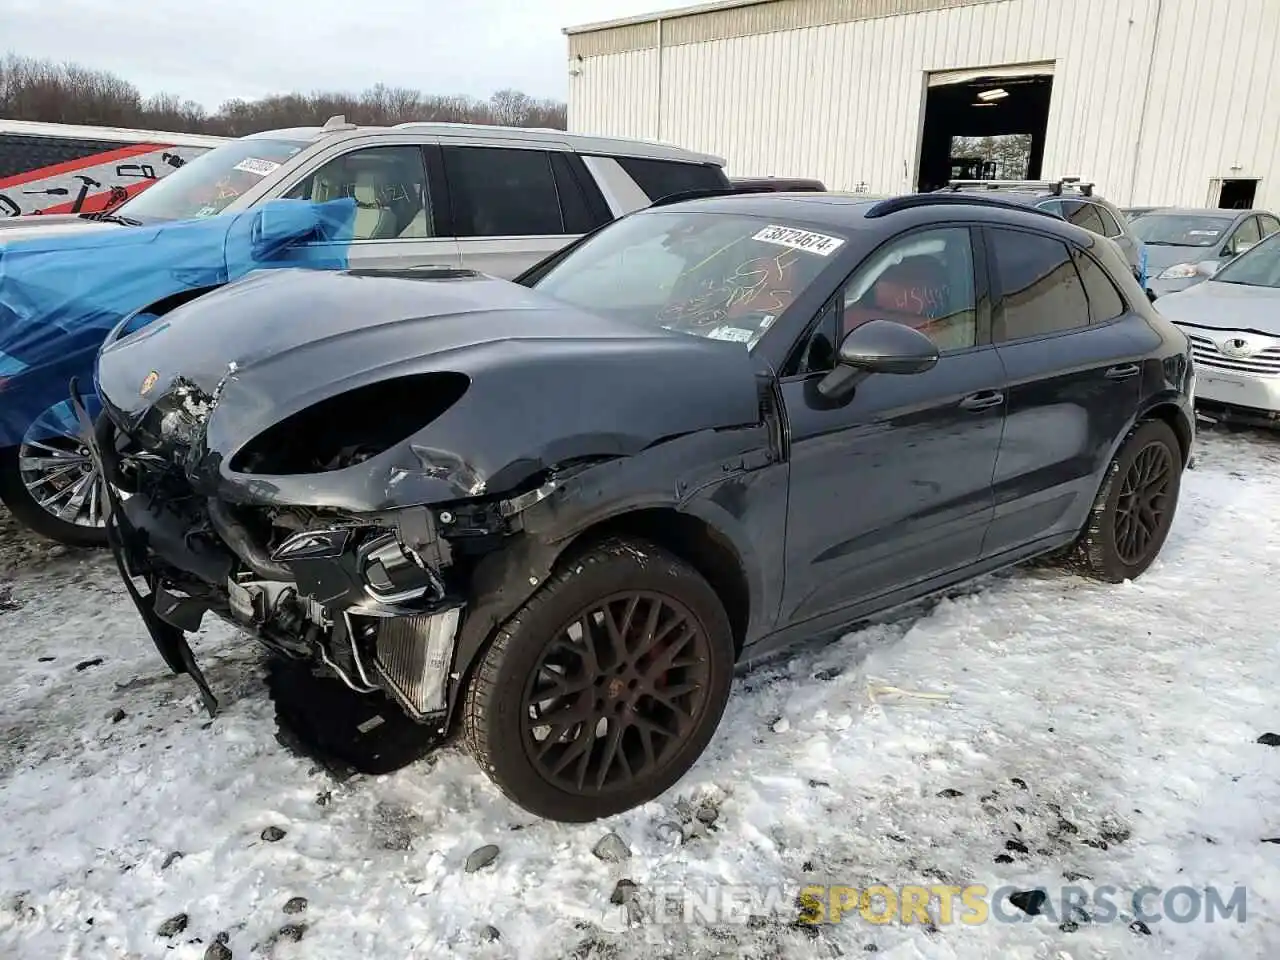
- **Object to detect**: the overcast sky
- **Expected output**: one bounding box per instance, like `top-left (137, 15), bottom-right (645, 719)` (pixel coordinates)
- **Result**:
top-left (3, 0), bottom-right (675, 107)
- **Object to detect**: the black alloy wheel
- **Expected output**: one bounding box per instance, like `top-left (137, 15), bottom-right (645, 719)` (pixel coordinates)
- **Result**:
top-left (1072, 418), bottom-right (1183, 583)
top-left (1113, 441), bottom-right (1175, 566)
top-left (463, 538), bottom-right (735, 822)
top-left (521, 591), bottom-right (713, 795)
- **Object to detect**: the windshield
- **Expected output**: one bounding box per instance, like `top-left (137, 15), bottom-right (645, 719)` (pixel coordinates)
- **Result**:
top-left (113, 137), bottom-right (309, 221)
top-left (1131, 213), bottom-right (1234, 247)
top-left (1212, 233), bottom-right (1280, 288)
top-left (531, 210), bottom-right (846, 349)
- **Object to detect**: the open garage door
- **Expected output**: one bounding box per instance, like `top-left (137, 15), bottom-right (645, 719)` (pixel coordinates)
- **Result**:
top-left (916, 62), bottom-right (1055, 192)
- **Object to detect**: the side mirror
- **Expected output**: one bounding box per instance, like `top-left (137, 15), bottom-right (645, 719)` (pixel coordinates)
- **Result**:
top-left (249, 198), bottom-right (328, 259)
top-left (817, 319), bottom-right (940, 401)
top-left (1195, 259), bottom-right (1220, 277)
top-left (1145, 287), bottom-right (1158, 303)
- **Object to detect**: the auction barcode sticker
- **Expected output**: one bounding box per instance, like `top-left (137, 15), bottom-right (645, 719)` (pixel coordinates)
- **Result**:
top-left (233, 158), bottom-right (282, 177)
top-left (753, 224), bottom-right (845, 256)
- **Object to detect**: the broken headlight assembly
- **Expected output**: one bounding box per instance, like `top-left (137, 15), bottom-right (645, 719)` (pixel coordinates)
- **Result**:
top-left (122, 377), bottom-right (219, 468)
top-left (358, 532), bottom-right (447, 606)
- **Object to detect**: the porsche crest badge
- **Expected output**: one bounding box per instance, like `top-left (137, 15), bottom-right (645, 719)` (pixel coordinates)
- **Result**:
top-left (140, 371), bottom-right (159, 396)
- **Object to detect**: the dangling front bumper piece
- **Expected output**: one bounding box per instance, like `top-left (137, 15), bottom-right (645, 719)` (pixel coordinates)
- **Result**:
top-left (69, 376), bottom-right (221, 715)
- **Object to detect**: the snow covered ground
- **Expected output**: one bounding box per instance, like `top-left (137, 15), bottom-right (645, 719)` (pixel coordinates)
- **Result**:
top-left (2, 427), bottom-right (1280, 960)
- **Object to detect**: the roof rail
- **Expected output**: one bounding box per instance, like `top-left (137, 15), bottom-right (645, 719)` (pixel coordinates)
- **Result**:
top-left (866, 193), bottom-right (1065, 220)
top-left (648, 185), bottom-right (774, 207)
top-left (945, 177), bottom-right (1095, 197)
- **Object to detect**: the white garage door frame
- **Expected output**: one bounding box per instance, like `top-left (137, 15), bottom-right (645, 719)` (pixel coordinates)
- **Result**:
top-left (927, 60), bottom-right (1057, 87)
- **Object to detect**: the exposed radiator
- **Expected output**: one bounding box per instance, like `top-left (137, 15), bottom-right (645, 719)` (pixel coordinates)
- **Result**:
top-left (371, 607), bottom-right (462, 718)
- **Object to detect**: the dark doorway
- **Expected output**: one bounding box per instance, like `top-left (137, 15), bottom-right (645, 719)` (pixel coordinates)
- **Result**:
top-left (917, 73), bottom-right (1054, 192)
top-left (1218, 179), bottom-right (1258, 209)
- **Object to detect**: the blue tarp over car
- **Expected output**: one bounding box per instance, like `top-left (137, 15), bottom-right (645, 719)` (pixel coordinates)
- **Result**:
top-left (0, 198), bottom-right (357, 447)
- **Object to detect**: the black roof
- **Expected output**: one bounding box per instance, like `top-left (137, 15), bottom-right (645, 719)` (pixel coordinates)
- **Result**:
top-left (643, 190), bottom-right (1086, 238)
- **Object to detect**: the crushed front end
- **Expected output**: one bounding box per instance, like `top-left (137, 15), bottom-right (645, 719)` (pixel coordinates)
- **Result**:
top-left (74, 376), bottom-right (541, 732)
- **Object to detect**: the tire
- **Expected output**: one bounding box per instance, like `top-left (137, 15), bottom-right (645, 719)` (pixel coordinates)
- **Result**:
top-left (0, 445), bottom-right (108, 548)
top-left (463, 537), bottom-right (736, 822)
top-left (1070, 419), bottom-right (1183, 583)
top-left (265, 656), bottom-right (440, 777)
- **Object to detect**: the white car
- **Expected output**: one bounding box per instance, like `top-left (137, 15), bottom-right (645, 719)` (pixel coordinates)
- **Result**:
top-left (1155, 232), bottom-right (1280, 426)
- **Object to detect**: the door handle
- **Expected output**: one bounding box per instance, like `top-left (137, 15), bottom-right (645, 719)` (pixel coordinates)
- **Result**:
top-left (958, 390), bottom-right (1004, 411)
top-left (1105, 363), bottom-right (1140, 380)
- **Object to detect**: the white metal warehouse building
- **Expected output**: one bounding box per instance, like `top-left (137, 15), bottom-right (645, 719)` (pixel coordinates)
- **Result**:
top-left (564, 0), bottom-right (1280, 209)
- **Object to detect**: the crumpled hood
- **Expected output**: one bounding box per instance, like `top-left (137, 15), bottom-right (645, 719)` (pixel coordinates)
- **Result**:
top-left (96, 267), bottom-right (765, 511)
top-left (1155, 279), bottom-right (1280, 336)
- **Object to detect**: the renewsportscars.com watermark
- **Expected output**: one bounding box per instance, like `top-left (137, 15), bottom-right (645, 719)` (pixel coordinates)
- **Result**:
top-left (607, 882), bottom-right (1248, 930)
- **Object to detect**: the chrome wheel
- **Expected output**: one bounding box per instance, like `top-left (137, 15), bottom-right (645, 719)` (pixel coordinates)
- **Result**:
top-left (17, 400), bottom-right (111, 530)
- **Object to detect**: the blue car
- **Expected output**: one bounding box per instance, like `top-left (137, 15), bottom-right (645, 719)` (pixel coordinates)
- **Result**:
top-left (0, 171), bottom-right (357, 545)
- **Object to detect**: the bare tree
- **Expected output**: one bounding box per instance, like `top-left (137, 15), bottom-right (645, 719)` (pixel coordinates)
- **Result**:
top-left (0, 51), bottom-right (568, 135)
top-left (951, 134), bottom-right (1033, 180)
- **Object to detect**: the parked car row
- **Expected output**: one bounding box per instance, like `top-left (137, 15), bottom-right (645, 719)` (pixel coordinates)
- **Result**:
top-left (76, 186), bottom-right (1194, 821)
top-left (1132, 207), bottom-right (1280, 297)
top-left (1156, 231), bottom-right (1280, 428)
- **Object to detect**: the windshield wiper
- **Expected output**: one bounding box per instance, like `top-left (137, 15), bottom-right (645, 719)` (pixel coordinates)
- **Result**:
top-left (1138, 240), bottom-right (1187, 246)
top-left (88, 212), bottom-right (143, 226)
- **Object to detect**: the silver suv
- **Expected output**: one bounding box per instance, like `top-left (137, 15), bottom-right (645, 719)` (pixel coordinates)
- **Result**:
top-left (109, 116), bottom-right (730, 279)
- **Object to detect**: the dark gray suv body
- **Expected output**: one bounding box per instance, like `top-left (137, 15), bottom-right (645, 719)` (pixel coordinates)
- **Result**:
top-left (86, 189), bottom-right (1195, 822)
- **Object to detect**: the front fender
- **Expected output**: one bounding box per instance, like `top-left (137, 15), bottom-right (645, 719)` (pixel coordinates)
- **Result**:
top-left (442, 425), bottom-right (785, 730)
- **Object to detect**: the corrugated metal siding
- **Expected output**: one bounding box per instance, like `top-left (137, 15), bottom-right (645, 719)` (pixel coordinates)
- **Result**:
top-left (567, 0), bottom-right (1003, 56)
top-left (568, 0), bottom-right (1280, 209)
top-left (1130, 0), bottom-right (1280, 208)
top-left (568, 48), bottom-right (660, 137)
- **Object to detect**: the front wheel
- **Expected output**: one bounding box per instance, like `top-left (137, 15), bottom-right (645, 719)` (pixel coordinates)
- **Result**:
top-left (463, 538), bottom-right (736, 822)
top-left (0, 400), bottom-right (111, 547)
top-left (1072, 419), bottom-right (1184, 582)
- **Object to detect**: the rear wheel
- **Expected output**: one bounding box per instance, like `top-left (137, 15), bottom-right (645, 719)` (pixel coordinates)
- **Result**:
top-left (1071, 419), bottom-right (1183, 582)
top-left (463, 538), bottom-right (735, 822)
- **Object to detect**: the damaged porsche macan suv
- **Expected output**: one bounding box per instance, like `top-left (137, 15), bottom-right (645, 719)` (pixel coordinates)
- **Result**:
top-left (79, 191), bottom-right (1195, 821)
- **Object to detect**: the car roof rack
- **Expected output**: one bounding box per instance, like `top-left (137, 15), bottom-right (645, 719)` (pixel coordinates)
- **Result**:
top-left (944, 177), bottom-right (1095, 197)
top-left (866, 192), bottom-right (1065, 220)
top-left (321, 114), bottom-right (359, 133)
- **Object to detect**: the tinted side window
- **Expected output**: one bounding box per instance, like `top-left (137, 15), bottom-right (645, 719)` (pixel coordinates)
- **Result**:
top-left (989, 228), bottom-right (1090, 341)
top-left (550, 153), bottom-right (611, 233)
top-left (784, 297), bottom-right (840, 377)
top-left (1260, 215), bottom-right (1280, 238)
top-left (283, 145), bottom-right (432, 240)
top-left (1059, 200), bottom-right (1107, 236)
top-left (443, 146), bottom-right (563, 237)
top-left (1074, 251), bottom-right (1127, 323)
top-left (611, 156), bottom-right (728, 200)
top-left (841, 226), bottom-right (978, 353)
